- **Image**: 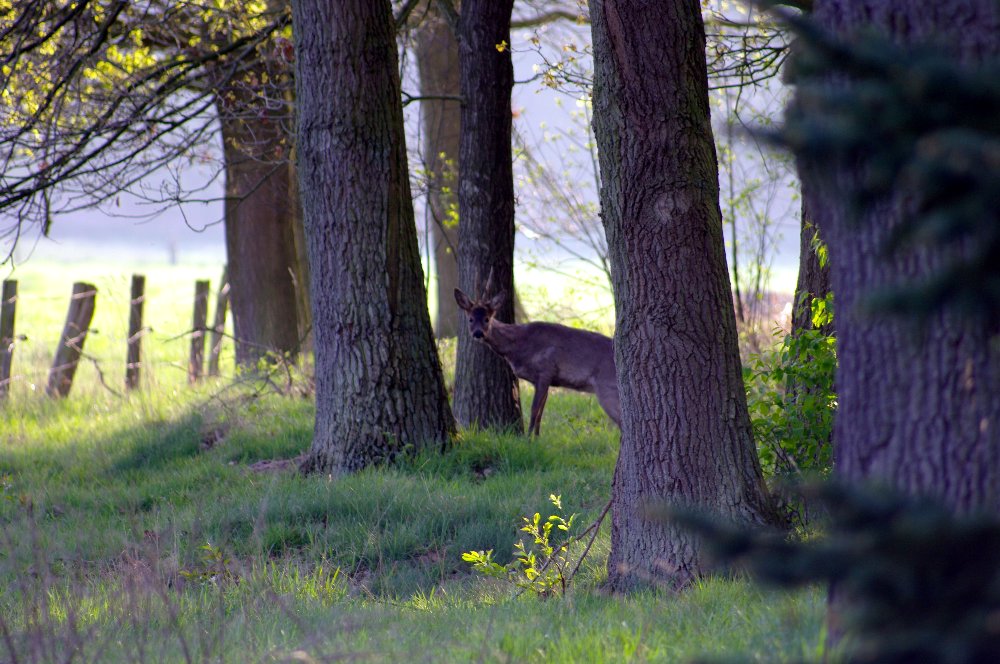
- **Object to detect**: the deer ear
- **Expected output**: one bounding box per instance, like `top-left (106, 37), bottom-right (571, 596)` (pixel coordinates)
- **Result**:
top-left (454, 288), bottom-right (473, 311)
top-left (488, 290), bottom-right (506, 312)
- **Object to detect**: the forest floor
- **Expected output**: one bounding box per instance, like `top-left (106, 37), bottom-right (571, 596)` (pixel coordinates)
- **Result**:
top-left (0, 262), bottom-right (823, 662)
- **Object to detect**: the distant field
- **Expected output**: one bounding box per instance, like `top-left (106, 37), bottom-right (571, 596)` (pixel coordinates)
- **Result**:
top-left (2, 260), bottom-right (230, 399)
top-left (1, 258), bottom-right (620, 401)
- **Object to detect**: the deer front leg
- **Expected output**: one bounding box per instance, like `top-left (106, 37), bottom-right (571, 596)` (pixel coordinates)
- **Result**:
top-left (595, 383), bottom-right (621, 429)
top-left (529, 382), bottom-right (550, 436)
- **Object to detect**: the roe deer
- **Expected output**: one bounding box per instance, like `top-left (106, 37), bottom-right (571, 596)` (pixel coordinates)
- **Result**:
top-left (454, 287), bottom-right (620, 436)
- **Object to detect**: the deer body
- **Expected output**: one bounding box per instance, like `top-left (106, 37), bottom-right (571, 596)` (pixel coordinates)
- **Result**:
top-left (456, 288), bottom-right (620, 435)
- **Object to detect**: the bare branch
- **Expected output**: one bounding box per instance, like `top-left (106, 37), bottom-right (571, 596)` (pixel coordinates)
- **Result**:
top-left (401, 91), bottom-right (463, 107)
top-left (511, 9), bottom-right (587, 29)
top-left (394, 0), bottom-right (425, 29)
top-left (0, 0), bottom-right (293, 249)
top-left (433, 0), bottom-right (460, 36)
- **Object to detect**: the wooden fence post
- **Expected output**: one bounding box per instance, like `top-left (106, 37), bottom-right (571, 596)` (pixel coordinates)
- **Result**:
top-left (208, 266), bottom-right (229, 377)
top-left (0, 280), bottom-right (17, 400)
top-left (47, 282), bottom-right (97, 398)
top-left (188, 280), bottom-right (209, 384)
top-left (125, 274), bottom-right (145, 391)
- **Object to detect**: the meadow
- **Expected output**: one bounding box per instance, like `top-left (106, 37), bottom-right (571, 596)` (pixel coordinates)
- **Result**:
top-left (0, 262), bottom-right (823, 662)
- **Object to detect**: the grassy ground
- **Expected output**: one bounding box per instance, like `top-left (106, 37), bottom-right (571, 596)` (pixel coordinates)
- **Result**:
top-left (0, 262), bottom-right (824, 663)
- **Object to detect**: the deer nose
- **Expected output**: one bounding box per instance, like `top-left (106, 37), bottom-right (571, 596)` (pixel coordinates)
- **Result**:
top-left (473, 330), bottom-right (484, 339)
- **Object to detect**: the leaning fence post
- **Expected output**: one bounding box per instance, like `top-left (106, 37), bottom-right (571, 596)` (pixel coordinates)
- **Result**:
top-left (208, 266), bottom-right (229, 377)
top-left (188, 280), bottom-right (209, 384)
top-left (125, 274), bottom-right (146, 391)
top-left (47, 282), bottom-right (97, 398)
top-left (0, 280), bottom-right (17, 400)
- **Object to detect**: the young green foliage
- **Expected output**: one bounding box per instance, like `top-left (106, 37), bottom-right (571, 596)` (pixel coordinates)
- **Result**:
top-left (463, 493), bottom-right (582, 597)
top-left (746, 293), bottom-right (837, 482)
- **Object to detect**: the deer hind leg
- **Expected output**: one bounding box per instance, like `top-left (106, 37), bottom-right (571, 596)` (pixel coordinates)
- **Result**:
top-left (529, 382), bottom-right (550, 436)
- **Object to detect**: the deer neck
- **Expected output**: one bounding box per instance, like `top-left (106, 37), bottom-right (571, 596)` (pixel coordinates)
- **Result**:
top-left (484, 319), bottom-right (521, 357)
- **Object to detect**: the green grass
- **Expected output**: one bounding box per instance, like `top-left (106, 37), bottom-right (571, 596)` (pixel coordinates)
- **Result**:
top-left (1, 390), bottom-right (823, 662)
top-left (0, 261), bottom-right (824, 662)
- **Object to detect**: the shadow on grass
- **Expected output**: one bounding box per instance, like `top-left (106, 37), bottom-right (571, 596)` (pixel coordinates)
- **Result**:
top-left (111, 413), bottom-right (204, 473)
top-left (2, 392), bottom-right (616, 604)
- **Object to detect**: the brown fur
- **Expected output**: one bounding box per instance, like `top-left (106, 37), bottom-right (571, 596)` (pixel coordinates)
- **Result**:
top-left (455, 288), bottom-right (620, 436)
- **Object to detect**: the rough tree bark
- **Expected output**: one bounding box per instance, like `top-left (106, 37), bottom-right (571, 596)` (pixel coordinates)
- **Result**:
top-left (589, 0), bottom-right (783, 591)
top-left (216, 60), bottom-right (307, 366)
top-left (803, 0), bottom-right (1000, 513)
top-left (415, 8), bottom-right (462, 339)
top-left (293, 0), bottom-right (455, 473)
top-left (451, 0), bottom-right (523, 432)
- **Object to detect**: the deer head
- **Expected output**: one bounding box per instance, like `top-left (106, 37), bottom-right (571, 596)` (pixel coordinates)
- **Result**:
top-left (454, 287), bottom-right (506, 340)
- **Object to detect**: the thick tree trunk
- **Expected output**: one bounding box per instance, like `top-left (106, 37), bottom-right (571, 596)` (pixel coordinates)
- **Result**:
top-left (415, 10), bottom-right (462, 339)
top-left (452, 0), bottom-right (523, 432)
top-left (796, 3), bottom-right (1000, 645)
top-left (217, 66), bottom-right (305, 366)
top-left (293, 0), bottom-right (455, 473)
top-left (804, 0), bottom-right (1000, 514)
top-left (791, 192), bottom-right (832, 336)
top-left (590, 0), bottom-right (782, 591)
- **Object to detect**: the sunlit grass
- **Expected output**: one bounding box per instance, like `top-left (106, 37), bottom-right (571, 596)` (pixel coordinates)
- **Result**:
top-left (1, 260), bottom-right (229, 401)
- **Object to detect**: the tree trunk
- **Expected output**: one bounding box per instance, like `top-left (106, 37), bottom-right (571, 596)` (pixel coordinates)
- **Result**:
top-left (415, 9), bottom-right (462, 339)
top-left (287, 155), bottom-right (312, 354)
top-left (589, 0), bottom-right (783, 591)
top-left (803, 0), bottom-right (1000, 515)
top-left (452, 0), bottom-right (523, 432)
top-left (284, 65), bottom-right (313, 355)
top-left (293, 0), bottom-right (455, 473)
top-left (217, 62), bottom-right (305, 366)
top-left (1, 280), bottom-right (18, 400)
top-left (791, 191), bottom-right (832, 336)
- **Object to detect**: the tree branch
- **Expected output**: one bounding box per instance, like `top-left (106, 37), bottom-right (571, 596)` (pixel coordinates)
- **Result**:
top-left (401, 92), bottom-right (463, 107)
top-left (433, 0), bottom-right (460, 36)
top-left (511, 9), bottom-right (587, 29)
top-left (394, 0), bottom-right (425, 29)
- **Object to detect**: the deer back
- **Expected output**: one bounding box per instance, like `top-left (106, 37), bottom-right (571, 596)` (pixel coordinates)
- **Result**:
top-left (488, 321), bottom-right (615, 392)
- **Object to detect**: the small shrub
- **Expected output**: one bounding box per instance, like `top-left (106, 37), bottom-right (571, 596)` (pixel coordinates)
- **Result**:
top-left (463, 494), bottom-right (602, 598)
top-left (179, 542), bottom-right (237, 586)
top-left (746, 293), bottom-right (837, 481)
